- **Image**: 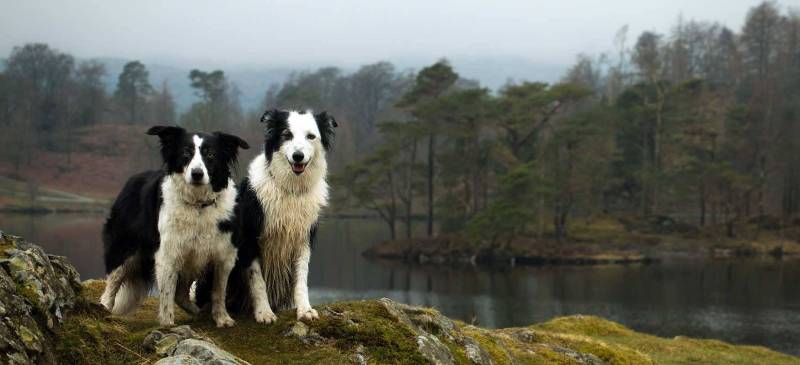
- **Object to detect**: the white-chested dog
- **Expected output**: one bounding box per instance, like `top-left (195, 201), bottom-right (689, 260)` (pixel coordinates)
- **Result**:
top-left (196, 109), bottom-right (336, 323)
top-left (101, 126), bottom-right (249, 327)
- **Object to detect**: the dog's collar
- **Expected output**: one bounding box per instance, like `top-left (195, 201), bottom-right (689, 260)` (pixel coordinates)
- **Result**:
top-left (184, 198), bottom-right (216, 209)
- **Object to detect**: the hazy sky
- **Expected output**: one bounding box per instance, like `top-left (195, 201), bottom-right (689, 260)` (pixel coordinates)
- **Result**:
top-left (0, 0), bottom-right (780, 69)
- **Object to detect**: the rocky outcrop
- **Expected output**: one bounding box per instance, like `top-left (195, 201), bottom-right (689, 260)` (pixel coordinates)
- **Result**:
top-left (1, 229), bottom-right (798, 364)
top-left (144, 325), bottom-right (251, 365)
top-left (143, 325), bottom-right (249, 365)
top-left (0, 231), bottom-right (82, 364)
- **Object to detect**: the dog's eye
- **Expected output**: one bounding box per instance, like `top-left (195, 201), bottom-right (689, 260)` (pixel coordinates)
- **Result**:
top-left (307, 134), bottom-right (316, 140)
top-left (183, 148), bottom-right (193, 158)
top-left (282, 132), bottom-right (293, 140)
top-left (204, 150), bottom-right (214, 159)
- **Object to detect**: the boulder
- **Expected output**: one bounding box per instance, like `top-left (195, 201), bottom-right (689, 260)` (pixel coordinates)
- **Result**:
top-left (0, 231), bottom-right (81, 364)
top-left (171, 339), bottom-right (245, 365)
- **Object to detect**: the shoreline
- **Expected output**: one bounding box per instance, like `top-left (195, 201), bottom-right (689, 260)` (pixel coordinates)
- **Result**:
top-left (363, 229), bottom-right (800, 267)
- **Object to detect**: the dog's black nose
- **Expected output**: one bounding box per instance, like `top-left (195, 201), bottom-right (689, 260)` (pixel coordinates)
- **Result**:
top-left (292, 151), bottom-right (304, 162)
top-left (191, 168), bottom-right (204, 182)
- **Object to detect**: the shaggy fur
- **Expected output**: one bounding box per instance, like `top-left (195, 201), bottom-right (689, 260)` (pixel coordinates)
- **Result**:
top-left (197, 109), bottom-right (336, 323)
top-left (100, 126), bottom-right (248, 327)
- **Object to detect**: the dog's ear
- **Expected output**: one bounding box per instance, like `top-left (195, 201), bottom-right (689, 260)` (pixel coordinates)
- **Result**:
top-left (214, 132), bottom-right (249, 171)
top-left (261, 109), bottom-right (290, 150)
top-left (260, 109), bottom-right (289, 125)
top-left (146, 126), bottom-right (185, 149)
top-left (147, 126), bottom-right (185, 169)
top-left (314, 111), bottom-right (337, 150)
top-left (315, 111), bottom-right (338, 128)
top-left (214, 132), bottom-right (250, 150)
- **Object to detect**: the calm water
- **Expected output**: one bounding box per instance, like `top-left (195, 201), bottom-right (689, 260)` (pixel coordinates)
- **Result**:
top-left (1, 212), bottom-right (799, 355)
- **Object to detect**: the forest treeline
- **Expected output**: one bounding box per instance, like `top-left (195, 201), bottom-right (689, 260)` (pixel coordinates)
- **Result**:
top-left (0, 2), bottom-right (797, 245)
top-left (331, 1), bottom-right (800, 243)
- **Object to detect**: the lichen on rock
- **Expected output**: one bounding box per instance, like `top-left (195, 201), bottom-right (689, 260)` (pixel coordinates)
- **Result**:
top-left (169, 339), bottom-right (248, 365)
top-left (0, 231), bottom-right (82, 364)
top-left (143, 325), bottom-right (250, 364)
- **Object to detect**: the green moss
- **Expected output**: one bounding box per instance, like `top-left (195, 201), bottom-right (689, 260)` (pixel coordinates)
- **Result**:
top-left (310, 301), bottom-right (429, 364)
top-left (461, 326), bottom-right (512, 365)
top-left (534, 330), bottom-right (653, 364)
top-left (534, 315), bottom-right (635, 337)
top-left (14, 281), bottom-right (41, 308)
top-left (16, 324), bottom-right (41, 348)
top-left (0, 241), bottom-right (13, 252)
top-left (533, 315), bottom-right (799, 365)
top-left (59, 282), bottom-right (800, 365)
top-left (442, 339), bottom-right (470, 364)
top-left (52, 298), bottom-right (151, 365)
top-left (184, 310), bottom-right (343, 364)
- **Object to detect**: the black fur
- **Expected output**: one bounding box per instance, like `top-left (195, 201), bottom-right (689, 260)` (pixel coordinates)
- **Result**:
top-left (259, 109), bottom-right (290, 163)
top-left (217, 219), bottom-right (234, 233)
top-left (313, 111), bottom-right (337, 151)
top-left (103, 126), bottom-right (249, 289)
top-left (196, 177), bottom-right (265, 313)
top-left (103, 170), bottom-right (164, 277)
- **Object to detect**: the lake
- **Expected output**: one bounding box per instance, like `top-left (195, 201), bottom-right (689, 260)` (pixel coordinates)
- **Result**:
top-left (1, 212), bottom-right (798, 355)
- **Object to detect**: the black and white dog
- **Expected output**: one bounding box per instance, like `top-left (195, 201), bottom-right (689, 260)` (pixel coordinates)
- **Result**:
top-left (100, 126), bottom-right (249, 327)
top-left (198, 109), bottom-right (336, 323)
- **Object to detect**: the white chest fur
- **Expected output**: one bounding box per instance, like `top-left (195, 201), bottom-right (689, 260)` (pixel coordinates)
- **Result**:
top-left (248, 153), bottom-right (328, 246)
top-left (156, 174), bottom-right (237, 275)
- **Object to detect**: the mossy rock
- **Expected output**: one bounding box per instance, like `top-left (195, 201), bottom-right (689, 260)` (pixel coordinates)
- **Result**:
top-left (76, 280), bottom-right (800, 365)
top-left (0, 231), bottom-right (82, 364)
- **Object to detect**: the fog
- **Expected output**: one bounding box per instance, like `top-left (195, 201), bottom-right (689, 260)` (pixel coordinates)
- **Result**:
top-left (0, 0), bottom-right (763, 70)
top-left (3, 1), bottom-right (800, 359)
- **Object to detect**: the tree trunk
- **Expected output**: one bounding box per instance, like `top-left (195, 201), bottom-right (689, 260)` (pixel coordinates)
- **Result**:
top-left (641, 112), bottom-right (650, 215)
top-left (426, 134), bottom-right (436, 236)
top-left (652, 90), bottom-right (664, 214)
top-left (699, 185), bottom-right (706, 226)
top-left (388, 170), bottom-right (397, 240)
top-left (405, 141), bottom-right (417, 238)
top-left (471, 148), bottom-right (480, 216)
top-left (388, 216), bottom-right (396, 240)
top-left (130, 97), bottom-right (137, 124)
top-left (553, 206), bottom-right (568, 241)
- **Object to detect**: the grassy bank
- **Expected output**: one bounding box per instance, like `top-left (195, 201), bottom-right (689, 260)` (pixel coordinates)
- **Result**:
top-left (364, 215), bottom-right (800, 266)
top-left (59, 280), bottom-right (799, 365)
top-left (0, 176), bottom-right (109, 213)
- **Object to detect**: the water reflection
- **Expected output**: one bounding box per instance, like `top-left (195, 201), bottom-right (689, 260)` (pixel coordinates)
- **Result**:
top-left (1, 213), bottom-right (798, 355)
top-left (1, 212), bottom-right (107, 279)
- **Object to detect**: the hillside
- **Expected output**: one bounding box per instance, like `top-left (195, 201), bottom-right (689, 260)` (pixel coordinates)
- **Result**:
top-left (0, 123), bottom-right (152, 210)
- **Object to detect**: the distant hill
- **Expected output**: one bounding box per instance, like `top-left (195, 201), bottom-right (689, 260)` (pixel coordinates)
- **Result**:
top-left (93, 56), bottom-right (565, 113)
top-left (95, 58), bottom-right (294, 114)
top-left (2, 56), bottom-right (565, 113)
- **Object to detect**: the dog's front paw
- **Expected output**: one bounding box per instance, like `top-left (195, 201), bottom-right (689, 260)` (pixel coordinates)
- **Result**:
top-left (255, 309), bottom-right (277, 324)
top-left (99, 294), bottom-right (114, 311)
top-left (214, 312), bottom-right (236, 328)
top-left (159, 311), bottom-right (175, 327)
top-left (297, 307), bottom-right (319, 321)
